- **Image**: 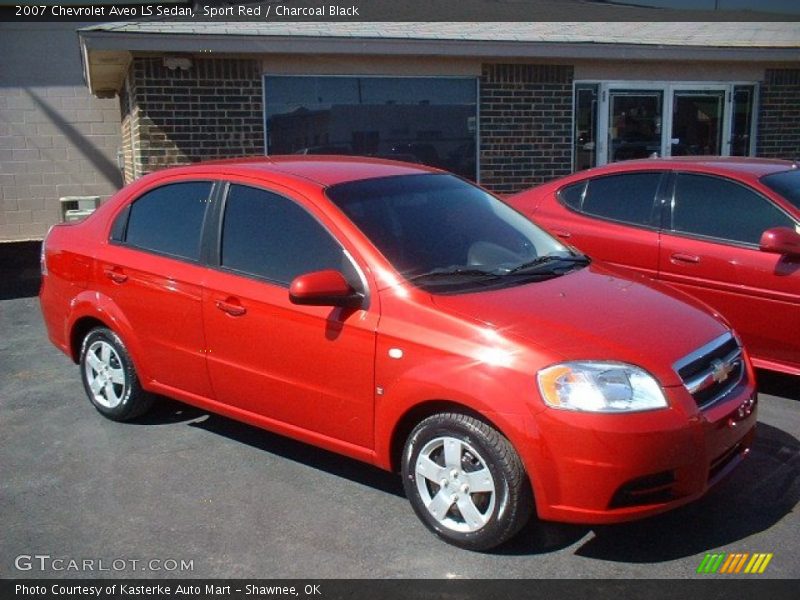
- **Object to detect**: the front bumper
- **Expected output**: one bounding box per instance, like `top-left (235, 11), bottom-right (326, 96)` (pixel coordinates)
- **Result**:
top-left (527, 369), bottom-right (757, 524)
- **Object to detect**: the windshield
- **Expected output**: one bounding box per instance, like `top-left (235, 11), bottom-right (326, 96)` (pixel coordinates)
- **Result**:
top-left (326, 174), bottom-right (586, 293)
top-left (761, 169), bottom-right (800, 211)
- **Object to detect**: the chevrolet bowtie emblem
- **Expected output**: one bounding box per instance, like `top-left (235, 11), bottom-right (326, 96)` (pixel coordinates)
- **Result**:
top-left (711, 358), bottom-right (735, 384)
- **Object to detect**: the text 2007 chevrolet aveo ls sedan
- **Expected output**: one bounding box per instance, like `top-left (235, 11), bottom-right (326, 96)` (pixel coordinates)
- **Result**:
top-left (40, 157), bottom-right (757, 550)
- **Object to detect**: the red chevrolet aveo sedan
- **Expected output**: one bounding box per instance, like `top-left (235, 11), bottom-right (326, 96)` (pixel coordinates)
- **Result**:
top-left (40, 157), bottom-right (757, 550)
top-left (509, 158), bottom-right (800, 377)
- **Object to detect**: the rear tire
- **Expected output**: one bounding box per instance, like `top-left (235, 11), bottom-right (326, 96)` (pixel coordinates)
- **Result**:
top-left (79, 327), bottom-right (153, 421)
top-left (402, 412), bottom-right (533, 551)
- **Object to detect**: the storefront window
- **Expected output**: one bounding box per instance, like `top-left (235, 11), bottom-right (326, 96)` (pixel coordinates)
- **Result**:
top-left (264, 76), bottom-right (478, 180)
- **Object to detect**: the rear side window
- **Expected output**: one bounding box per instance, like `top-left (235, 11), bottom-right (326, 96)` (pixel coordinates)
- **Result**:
top-left (123, 182), bottom-right (211, 261)
top-left (671, 173), bottom-right (796, 245)
top-left (220, 185), bottom-right (347, 286)
top-left (580, 173), bottom-right (662, 226)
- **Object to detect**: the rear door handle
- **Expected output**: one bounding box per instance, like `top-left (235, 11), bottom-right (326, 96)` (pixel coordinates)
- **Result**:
top-left (671, 253), bottom-right (701, 264)
top-left (104, 267), bottom-right (128, 283)
top-left (215, 298), bottom-right (246, 317)
top-left (552, 229), bottom-right (572, 239)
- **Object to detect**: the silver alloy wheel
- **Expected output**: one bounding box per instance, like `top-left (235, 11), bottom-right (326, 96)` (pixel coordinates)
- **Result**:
top-left (414, 436), bottom-right (496, 533)
top-left (84, 340), bottom-right (127, 409)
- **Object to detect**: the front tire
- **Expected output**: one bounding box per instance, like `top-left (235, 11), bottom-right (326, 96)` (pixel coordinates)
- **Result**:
top-left (79, 327), bottom-right (153, 421)
top-left (401, 412), bottom-right (533, 551)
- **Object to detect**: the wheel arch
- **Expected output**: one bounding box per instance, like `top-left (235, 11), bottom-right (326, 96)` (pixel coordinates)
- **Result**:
top-left (69, 316), bottom-right (110, 363)
top-left (65, 292), bottom-right (151, 386)
top-left (387, 399), bottom-right (511, 474)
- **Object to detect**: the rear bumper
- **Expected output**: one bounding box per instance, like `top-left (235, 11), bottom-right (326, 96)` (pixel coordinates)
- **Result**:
top-left (527, 373), bottom-right (757, 524)
top-left (39, 275), bottom-right (73, 359)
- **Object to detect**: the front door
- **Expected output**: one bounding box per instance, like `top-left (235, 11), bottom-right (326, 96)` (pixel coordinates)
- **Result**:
top-left (202, 183), bottom-right (378, 448)
top-left (658, 172), bottom-right (800, 370)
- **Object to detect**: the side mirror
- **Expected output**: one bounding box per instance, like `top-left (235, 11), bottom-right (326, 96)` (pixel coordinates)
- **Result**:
top-left (759, 227), bottom-right (800, 257)
top-left (289, 269), bottom-right (363, 308)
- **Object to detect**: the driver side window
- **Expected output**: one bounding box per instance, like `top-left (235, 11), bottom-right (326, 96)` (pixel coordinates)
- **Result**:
top-left (220, 184), bottom-right (359, 287)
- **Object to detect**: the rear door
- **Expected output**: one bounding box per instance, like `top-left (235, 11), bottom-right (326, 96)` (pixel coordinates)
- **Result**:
top-left (550, 171), bottom-right (666, 278)
top-left (658, 171), bottom-right (800, 369)
top-left (98, 180), bottom-right (215, 398)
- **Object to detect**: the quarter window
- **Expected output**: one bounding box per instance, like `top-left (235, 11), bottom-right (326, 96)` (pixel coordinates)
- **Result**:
top-left (220, 185), bottom-right (349, 286)
top-left (124, 182), bottom-right (211, 260)
top-left (559, 182), bottom-right (585, 210)
top-left (671, 174), bottom-right (796, 245)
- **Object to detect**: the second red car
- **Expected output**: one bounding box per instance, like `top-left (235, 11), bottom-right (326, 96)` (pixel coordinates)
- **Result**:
top-left (509, 157), bottom-right (800, 376)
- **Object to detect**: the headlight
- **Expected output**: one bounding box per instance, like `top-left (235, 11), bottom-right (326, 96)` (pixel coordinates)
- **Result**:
top-left (537, 361), bottom-right (667, 413)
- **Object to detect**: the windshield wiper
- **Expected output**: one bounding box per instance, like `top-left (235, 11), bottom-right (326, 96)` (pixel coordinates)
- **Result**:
top-left (505, 253), bottom-right (590, 276)
top-left (406, 267), bottom-right (503, 284)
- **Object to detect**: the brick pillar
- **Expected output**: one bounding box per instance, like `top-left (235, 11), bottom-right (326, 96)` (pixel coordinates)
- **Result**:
top-left (121, 57), bottom-right (265, 180)
top-left (479, 64), bottom-right (573, 194)
top-left (757, 69), bottom-right (800, 160)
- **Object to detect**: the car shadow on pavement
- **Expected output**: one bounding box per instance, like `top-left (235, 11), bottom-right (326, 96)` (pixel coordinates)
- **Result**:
top-left (758, 370), bottom-right (800, 401)
top-left (130, 396), bottom-right (210, 426)
top-left (133, 396), bottom-right (406, 498)
top-left (130, 397), bottom-right (798, 559)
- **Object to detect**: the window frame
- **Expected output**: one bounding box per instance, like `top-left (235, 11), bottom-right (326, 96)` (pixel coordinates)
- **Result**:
top-left (556, 171), bottom-right (669, 232)
top-left (209, 181), bottom-right (369, 298)
top-left (664, 171), bottom-right (800, 250)
top-left (109, 180), bottom-right (219, 265)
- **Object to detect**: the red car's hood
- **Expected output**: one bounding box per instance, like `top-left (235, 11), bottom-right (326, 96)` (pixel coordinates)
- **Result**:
top-left (430, 264), bottom-right (729, 387)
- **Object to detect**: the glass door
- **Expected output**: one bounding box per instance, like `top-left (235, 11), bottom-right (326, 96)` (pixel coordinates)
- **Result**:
top-left (670, 90), bottom-right (726, 156)
top-left (587, 82), bottom-right (755, 169)
top-left (606, 90), bottom-right (664, 163)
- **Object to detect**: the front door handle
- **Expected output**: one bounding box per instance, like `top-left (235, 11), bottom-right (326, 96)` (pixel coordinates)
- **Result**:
top-left (671, 253), bottom-right (701, 265)
top-left (104, 267), bottom-right (128, 283)
top-left (215, 298), bottom-right (246, 317)
top-left (552, 229), bottom-right (572, 239)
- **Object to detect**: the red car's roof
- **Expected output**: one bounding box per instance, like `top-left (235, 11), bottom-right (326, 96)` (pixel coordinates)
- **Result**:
top-left (575, 157), bottom-right (796, 182)
top-left (183, 155), bottom-right (440, 187)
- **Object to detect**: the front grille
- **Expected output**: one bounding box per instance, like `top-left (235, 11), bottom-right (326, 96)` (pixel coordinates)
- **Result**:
top-left (673, 333), bottom-right (746, 410)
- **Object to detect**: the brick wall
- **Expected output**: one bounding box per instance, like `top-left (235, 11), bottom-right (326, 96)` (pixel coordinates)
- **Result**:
top-left (479, 64), bottom-right (573, 194)
top-left (0, 23), bottom-right (122, 242)
top-left (122, 57), bottom-right (264, 180)
top-left (757, 69), bottom-right (800, 159)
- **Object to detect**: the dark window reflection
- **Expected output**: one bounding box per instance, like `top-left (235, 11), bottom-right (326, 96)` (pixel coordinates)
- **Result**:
top-left (672, 174), bottom-right (795, 245)
top-left (264, 76), bottom-right (478, 180)
top-left (608, 91), bottom-right (663, 162)
top-left (574, 85), bottom-right (598, 171)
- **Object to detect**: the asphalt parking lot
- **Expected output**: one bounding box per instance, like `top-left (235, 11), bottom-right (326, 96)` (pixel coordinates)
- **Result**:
top-left (1, 292), bottom-right (799, 579)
